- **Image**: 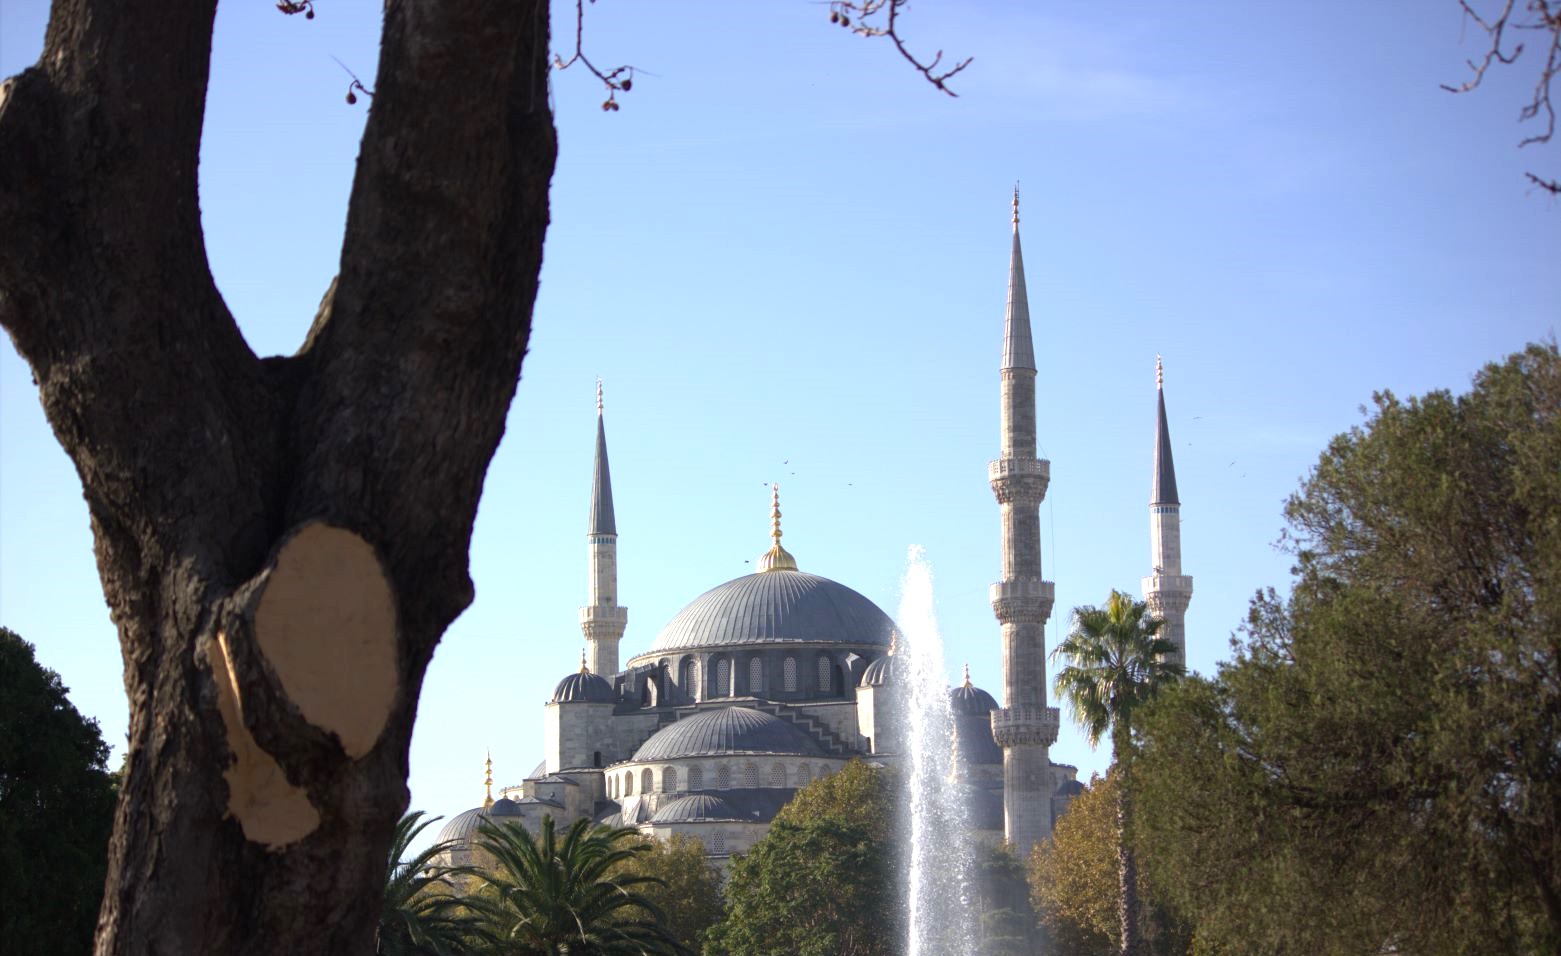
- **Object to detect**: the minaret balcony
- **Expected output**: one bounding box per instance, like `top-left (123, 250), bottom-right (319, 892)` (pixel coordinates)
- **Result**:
top-left (989, 579), bottom-right (1055, 623)
top-left (988, 458), bottom-right (1050, 504)
top-left (579, 605), bottom-right (629, 627)
top-left (990, 706), bottom-right (1060, 748)
top-left (1141, 574), bottom-right (1194, 599)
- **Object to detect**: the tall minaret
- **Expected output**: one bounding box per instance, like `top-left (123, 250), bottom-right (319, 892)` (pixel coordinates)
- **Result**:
top-left (987, 188), bottom-right (1061, 856)
top-left (1141, 356), bottom-right (1193, 667)
top-left (580, 381), bottom-right (628, 677)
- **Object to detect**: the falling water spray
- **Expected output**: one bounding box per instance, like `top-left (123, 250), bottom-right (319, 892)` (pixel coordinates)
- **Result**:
top-left (897, 545), bottom-right (979, 956)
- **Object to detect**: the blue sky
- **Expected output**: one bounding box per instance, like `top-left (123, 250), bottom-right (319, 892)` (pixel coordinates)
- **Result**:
top-left (1, 1), bottom-right (1555, 829)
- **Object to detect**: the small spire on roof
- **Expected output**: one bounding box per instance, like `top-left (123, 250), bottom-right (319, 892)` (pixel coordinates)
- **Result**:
top-left (757, 483), bottom-right (798, 572)
top-left (483, 751), bottom-right (494, 808)
top-left (962, 663), bottom-right (972, 688)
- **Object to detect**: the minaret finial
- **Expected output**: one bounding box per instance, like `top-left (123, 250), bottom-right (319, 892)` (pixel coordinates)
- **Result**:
top-left (580, 648), bottom-right (589, 674)
top-left (962, 662), bottom-right (972, 688)
top-left (596, 378), bottom-right (604, 414)
top-left (1156, 354), bottom-right (1163, 390)
top-left (483, 750), bottom-right (494, 808)
top-left (757, 483), bottom-right (798, 572)
top-left (1012, 183), bottom-right (1020, 225)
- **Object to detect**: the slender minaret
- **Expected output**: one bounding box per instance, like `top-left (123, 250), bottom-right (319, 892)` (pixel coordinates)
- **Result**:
top-left (988, 188), bottom-right (1061, 856)
top-left (1141, 356), bottom-right (1193, 667)
top-left (580, 381), bottom-right (628, 677)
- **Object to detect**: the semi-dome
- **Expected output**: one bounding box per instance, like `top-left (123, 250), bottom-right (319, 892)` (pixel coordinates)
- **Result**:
top-left (650, 793), bottom-right (745, 824)
top-left (632, 706), bottom-right (824, 761)
top-left (648, 571), bottom-right (895, 653)
top-left (859, 654), bottom-right (901, 687)
top-left (552, 669), bottom-right (614, 703)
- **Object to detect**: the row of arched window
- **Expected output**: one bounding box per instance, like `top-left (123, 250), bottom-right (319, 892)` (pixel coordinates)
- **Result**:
top-left (607, 761), bottom-right (829, 799)
top-left (660, 653), bottom-right (839, 701)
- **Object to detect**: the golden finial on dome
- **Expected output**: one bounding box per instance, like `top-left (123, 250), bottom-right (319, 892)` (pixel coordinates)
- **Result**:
top-left (580, 648), bottom-right (590, 674)
top-left (962, 662), bottom-right (972, 688)
top-left (483, 750), bottom-right (494, 809)
top-left (757, 483), bottom-right (798, 572)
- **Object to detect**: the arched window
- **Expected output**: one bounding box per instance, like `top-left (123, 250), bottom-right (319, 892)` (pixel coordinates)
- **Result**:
top-left (817, 655), bottom-right (833, 694)
top-left (664, 766), bottom-right (678, 792)
top-left (716, 658), bottom-right (731, 697)
top-left (798, 764), bottom-right (812, 786)
top-left (717, 766), bottom-right (732, 789)
top-left (681, 658), bottom-right (699, 701)
top-left (593, 751), bottom-right (602, 768)
top-left (783, 656), bottom-right (797, 692)
top-left (743, 763), bottom-right (759, 788)
top-left (624, 771), bottom-right (634, 796)
top-left (688, 766), bottom-right (704, 790)
top-left (711, 831), bottom-right (727, 854)
top-left (748, 656), bottom-right (763, 695)
top-left (770, 763), bottom-right (786, 787)
top-left (641, 768), bottom-right (653, 793)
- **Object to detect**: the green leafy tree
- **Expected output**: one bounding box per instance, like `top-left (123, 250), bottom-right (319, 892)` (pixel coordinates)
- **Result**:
top-left (0, 627), bottom-right (119, 956)
top-left (1133, 343), bottom-right (1561, 955)
top-left (1051, 591), bottom-right (1183, 956)
top-left (769, 759), bottom-right (894, 840)
top-left (973, 842), bottom-right (1040, 956)
top-left (473, 816), bottom-right (683, 956)
top-left (704, 816), bottom-right (897, 956)
top-left (609, 833), bottom-right (724, 954)
top-left (378, 811), bottom-right (487, 956)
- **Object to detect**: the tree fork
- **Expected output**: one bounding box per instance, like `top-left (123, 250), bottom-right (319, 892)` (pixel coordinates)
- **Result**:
top-left (0, 1), bottom-right (558, 953)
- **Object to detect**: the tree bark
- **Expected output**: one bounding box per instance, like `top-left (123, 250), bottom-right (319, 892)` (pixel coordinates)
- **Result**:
top-left (1114, 728), bottom-right (1143, 956)
top-left (0, 1), bottom-right (557, 953)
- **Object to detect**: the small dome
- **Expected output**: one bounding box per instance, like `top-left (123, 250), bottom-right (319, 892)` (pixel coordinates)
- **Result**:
top-left (650, 794), bottom-right (745, 824)
top-left (552, 670), bottom-right (614, 703)
top-left (949, 683), bottom-right (998, 716)
top-left (647, 571), bottom-right (895, 653)
top-left (632, 706), bottom-right (824, 761)
top-left (859, 655), bottom-right (901, 687)
top-left (434, 806), bottom-right (491, 846)
top-left (488, 797), bottom-right (524, 816)
top-left (953, 713), bottom-right (1004, 765)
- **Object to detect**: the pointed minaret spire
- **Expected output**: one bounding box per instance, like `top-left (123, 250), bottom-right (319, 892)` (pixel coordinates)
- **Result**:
top-left (1143, 356), bottom-right (1193, 668)
top-left (1151, 355), bottom-right (1179, 506)
top-left (581, 383), bottom-right (628, 678)
top-left (1002, 186), bottom-right (1036, 372)
top-left (483, 751), bottom-right (494, 809)
top-left (757, 484), bottom-right (798, 572)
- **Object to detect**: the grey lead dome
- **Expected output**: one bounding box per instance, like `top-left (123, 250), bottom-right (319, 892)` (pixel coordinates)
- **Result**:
top-left (648, 570), bottom-right (895, 653)
top-left (632, 706), bottom-right (825, 761)
top-left (551, 670), bottom-right (614, 703)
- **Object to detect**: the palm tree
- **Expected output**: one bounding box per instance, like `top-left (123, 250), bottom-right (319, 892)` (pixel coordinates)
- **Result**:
top-left (378, 811), bottom-right (489, 956)
top-left (1051, 590), bottom-right (1183, 956)
top-left (473, 815), bottom-right (685, 956)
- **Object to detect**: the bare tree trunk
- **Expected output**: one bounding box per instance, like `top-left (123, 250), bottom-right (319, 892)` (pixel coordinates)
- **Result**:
top-left (0, 1), bottom-right (557, 953)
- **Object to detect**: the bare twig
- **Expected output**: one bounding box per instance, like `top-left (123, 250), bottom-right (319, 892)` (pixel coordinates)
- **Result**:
top-left (828, 0), bottom-right (973, 97)
top-left (1444, 1), bottom-right (1561, 186)
top-left (553, 0), bottom-right (640, 112)
top-left (275, 0), bottom-right (315, 19)
top-left (330, 56), bottom-right (374, 106)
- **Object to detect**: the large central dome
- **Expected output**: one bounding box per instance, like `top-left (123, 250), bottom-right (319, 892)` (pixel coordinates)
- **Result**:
top-left (648, 570), bottom-right (896, 653)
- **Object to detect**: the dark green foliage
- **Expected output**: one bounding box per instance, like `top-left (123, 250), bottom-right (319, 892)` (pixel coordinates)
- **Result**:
top-left (609, 833), bottom-right (724, 954)
top-left (973, 843), bottom-right (1040, 956)
top-left (378, 812), bottom-right (488, 956)
top-left (703, 817), bottom-right (898, 956)
top-left (473, 815), bottom-right (685, 955)
top-left (0, 627), bottom-right (119, 956)
top-left (769, 758), bottom-right (893, 841)
top-left (1133, 344), bottom-right (1561, 955)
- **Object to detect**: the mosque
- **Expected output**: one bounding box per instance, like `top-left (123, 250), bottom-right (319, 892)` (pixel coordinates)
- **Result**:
top-left (435, 194), bottom-right (1193, 864)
